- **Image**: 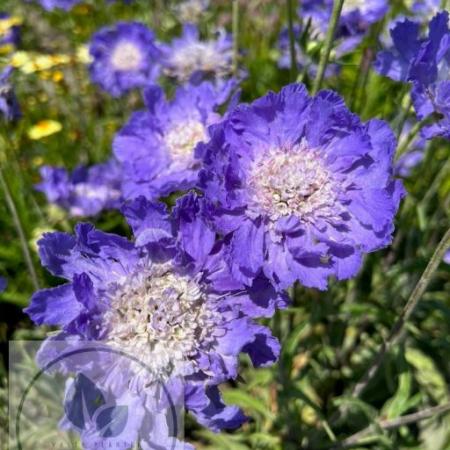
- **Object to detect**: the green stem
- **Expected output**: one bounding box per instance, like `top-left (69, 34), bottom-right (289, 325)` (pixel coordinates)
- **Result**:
top-left (396, 94), bottom-right (413, 140)
top-left (0, 166), bottom-right (40, 291)
top-left (312, 0), bottom-right (345, 95)
top-left (232, 0), bottom-right (239, 77)
top-left (395, 119), bottom-right (426, 160)
top-left (422, 156), bottom-right (450, 208)
top-left (351, 228), bottom-right (450, 398)
top-left (286, 0), bottom-right (297, 80)
top-left (336, 402), bottom-right (450, 449)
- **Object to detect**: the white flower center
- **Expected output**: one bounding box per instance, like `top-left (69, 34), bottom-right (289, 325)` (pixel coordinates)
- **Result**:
top-left (73, 184), bottom-right (121, 202)
top-left (247, 145), bottom-right (338, 223)
top-left (167, 42), bottom-right (231, 81)
top-left (110, 41), bottom-right (143, 72)
top-left (103, 264), bottom-right (216, 382)
top-left (341, 0), bottom-right (366, 14)
top-left (177, 0), bottom-right (209, 22)
top-left (165, 120), bottom-right (207, 161)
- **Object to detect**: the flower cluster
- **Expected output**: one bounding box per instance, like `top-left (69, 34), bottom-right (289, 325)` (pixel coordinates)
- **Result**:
top-left (36, 159), bottom-right (123, 217)
top-left (26, 2), bottom-right (416, 447)
top-left (375, 11), bottom-right (450, 140)
top-left (26, 193), bottom-right (287, 437)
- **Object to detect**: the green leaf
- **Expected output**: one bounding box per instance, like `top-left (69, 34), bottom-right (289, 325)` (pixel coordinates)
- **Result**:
top-left (383, 370), bottom-right (413, 419)
top-left (221, 389), bottom-right (275, 421)
top-left (405, 347), bottom-right (447, 401)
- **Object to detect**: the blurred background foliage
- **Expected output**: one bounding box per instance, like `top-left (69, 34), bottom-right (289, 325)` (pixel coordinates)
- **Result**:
top-left (0, 1), bottom-right (449, 449)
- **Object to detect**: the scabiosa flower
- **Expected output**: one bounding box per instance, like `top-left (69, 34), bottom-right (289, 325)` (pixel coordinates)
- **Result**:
top-left (299, 0), bottom-right (389, 55)
top-left (114, 81), bottom-right (234, 200)
top-left (199, 83), bottom-right (405, 290)
top-left (375, 12), bottom-right (450, 140)
top-left (0, 276), bottom-right (7, 293)
top-left (161, 24), bottom-right (232, 82)
top-left (89, 22), bottom-right (161, 97)
top-left (444, 249), bottom-right (450, 264)
top-left (25, 193), bottom-right (286, 438)
top-left (37, 0), bottom-right (82, 10)
top-left (175, 0), bottom-right (209, 23)
top-left (0, 67), bottom-right (21, 122)
top-left (36, 159), bottom-right (122, 217)
top-left (409, 0), bottom-right (440, 21)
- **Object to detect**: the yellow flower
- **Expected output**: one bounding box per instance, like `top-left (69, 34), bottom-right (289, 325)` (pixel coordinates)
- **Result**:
top-left (52, 70), bottom-right (64, 83)
top-left (0, 16), bottom-right (22, 35)
top-left (28, 120), bottom-right (62, 140)
top-left (10, 51), bottom-right (72, 74)
top-left (76, 45), bottom-right (92, 64)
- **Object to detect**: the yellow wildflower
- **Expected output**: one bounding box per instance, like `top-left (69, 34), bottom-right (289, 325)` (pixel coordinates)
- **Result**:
top-left (28, 120), bottom-right (62, 140)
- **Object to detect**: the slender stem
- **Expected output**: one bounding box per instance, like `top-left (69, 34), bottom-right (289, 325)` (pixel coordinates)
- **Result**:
top-left (395, 119), bottom-right (426, 160)
top-left (336, 402), bottom-right (450, 449)
top-left (232, 0), bottom-right (239, 77)
top-left (312, 0), bottom-right (345, 95)
top-left (0, 166), bottom-right (40, 291)
top-left (422, 156), bottom-right (450, 207)
top-left (286, 0), bottom-right (297, 80)
top-left (351, 228), bottom-right (450, 398)
top-left (396, 94), bottom-right (413, 139)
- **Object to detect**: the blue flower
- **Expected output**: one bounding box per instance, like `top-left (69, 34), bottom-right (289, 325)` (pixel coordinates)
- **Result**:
top-left (0, 276), bottom-right (7, 293)
top-left (113, 81), bottom-right (235, 201)
top-left (36, 159), bottom-right (123, 217)
top-left (89, 22), bottom-right (161, 97)
top-left (25, 192), bottom-right (287, 436)
top-left (375, 11), bottom-right (450, 140)
top-left (37, 0), bottom-right (82, 10)
top-left (175, 0), bottom-right (210, 23)
top-left (199, 83), bottom-right (405, 290)
top-left (0, 13), bottom-right (20, 51)
top-left (161, 24), bottom-right (233, 82)
top-left (0, 67), bottom-right (21, 122)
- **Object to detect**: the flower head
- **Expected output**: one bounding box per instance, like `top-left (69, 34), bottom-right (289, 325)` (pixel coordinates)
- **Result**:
top-left (28, 119), bottom-right (62, 140)
top-left (113, 81), bottom-right (235, 200)
top-left (175, 0), bottom-right (209, 23)
top-left (0, 67), bottom-right (21, 122)
top-left (36, 159), bottom-right (123, 217)
top-left (25, 193), bottom-right (286, 436)
top-left (89, 22), bottom-right (161, 97)
top-left (37, 0), bottom-right (82, 10)
top-left (199, 83), bottom-right (405, 290)
top-left (375, 11), bottom-right (450, 140)
top-left (161, 24), bottom-right (232, 82)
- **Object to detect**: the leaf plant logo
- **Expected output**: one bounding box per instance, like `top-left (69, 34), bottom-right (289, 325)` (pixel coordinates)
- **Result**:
top-left (13, 343), bottom-right (182, 450)
top-left (64, 373), bottom-right (129, 444)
